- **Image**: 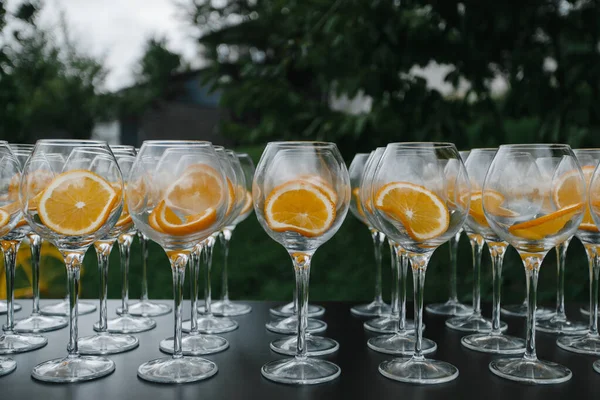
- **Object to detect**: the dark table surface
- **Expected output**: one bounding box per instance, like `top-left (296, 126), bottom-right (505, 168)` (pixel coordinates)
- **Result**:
top-left (1, 299), bottom-right (599, 399)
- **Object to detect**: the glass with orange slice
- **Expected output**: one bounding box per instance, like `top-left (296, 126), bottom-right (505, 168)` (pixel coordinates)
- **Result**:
top-left (254, 141), bottom-right (349, 385)
top-left (447, 149), bottom-right (510, 335)
top-left (450, 149), bottom-right (526, 354)
top-left (426, 150), bottom-right (473, 317)
top-left (483, 144), bottom-right (584, 384)
top-left (9, 143), bottom-right (68, 334)
top-left (369, 142), bottom-right (470, 385)
top-left (129, 141), bottom-right (228, 383)
top-left (348, 153), bottom-right (391, 318)
top-left (21, 140), bottom-right (124, 383)
top-left (200, 151), bottom-right (254, 317)
top-left (555, 149), bottom-right (600, 353)
top-left (0, 142), bottom-right (48, 377)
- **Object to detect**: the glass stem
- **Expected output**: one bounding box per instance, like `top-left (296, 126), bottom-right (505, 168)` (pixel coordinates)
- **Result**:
top-left (64, 251), bottom-right (84, 357)
top-left (585, 244), bottom-right (600, 335)
top-left (94, 241), bottom-right (114, 333)
top-left (169, 252), bottom-right (188, 359)
top-left (189, 247), bottom-right (201, 333)
top-left (408, 252), bottom-right (431, 360)
top-left (398, 249), bottom-right (409, 332)
top-left (388, 241), bottom-right (399, 332)
top-left (448, 231), bottom-right (461, 301)
top-left (1, 240), bottom-right (20, 332)
top-left (118, 234), bottom-right (133, 315)
top-left (468, 234), bottom-right (484, 315)
top-left (370, 229), bottom-right (385, 304)
top-left (203, 236), bottom-right (216, 316)
top-left (138, 232), bottom-right (149, 302)
top-left (522, 253), bottom-right (544, 361)
top-left (488, 242), bottom-right (507, 335)
top-left (28, 234), bottom-right (42, 314)
top-left (555, 239), bottom-right (570, 319)
top-left (291, 252), bottom-right (312, 359)
top-left (219, 228), bottom-right (233, 302)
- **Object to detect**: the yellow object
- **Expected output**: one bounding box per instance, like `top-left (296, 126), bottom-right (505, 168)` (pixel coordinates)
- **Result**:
top-left (264, 180), bottom-right (336, 237)
top-left (352, 187), bottom-right (366, 218)
top-left (553, 166), bottom-right (596, 231)
top-left (240, 190), bottom-right (252, 215)
top-left (149, 200), bottom-right (217, 236)
top-left (375, 181), bottom-right (450, 241)
top-left (509, 203), bottom-right (584, 240)
top-left (165, 164), bottom-right (227, 215)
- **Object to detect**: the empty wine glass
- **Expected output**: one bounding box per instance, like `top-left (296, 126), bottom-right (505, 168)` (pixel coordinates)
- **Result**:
top-left (0, 142), bottom-right (47, 363)
top-left (484, 144), bottom-right (583, 384)
top-left (9, 144), bottom-right (68, 333)
top-left (426, 150), bottom-right (473, 317)
top-left (254, 141), bottom-right (349, 384)
top-left (129, 140), bottom-right (228, 383)
top-left (23, 139), bottom-right (124, 382)
top-left (457, 148), bottom-right (525, 354)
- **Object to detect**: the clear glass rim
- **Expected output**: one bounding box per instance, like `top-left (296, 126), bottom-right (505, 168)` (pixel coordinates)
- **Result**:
top-left (499, 143), bottom-right (571, 150)
top-left (36, 139), bottom-right (107, 146)
top-left (10, 143), bottom-right (34, 149)
top-left (110, 145), bottom-right (135, 151)
top-left (574, 148), bottom-right (600, 153)
top-left (387, 142), bottom-right (457, 149)
top-left (469, 148), bottom-right (498, 153)
top-left (236, 152), bottom-right (249, 157)
top-left (266, 141), bottom-right (336, 149)
top-left (140, 140), bottom-right (212, 147)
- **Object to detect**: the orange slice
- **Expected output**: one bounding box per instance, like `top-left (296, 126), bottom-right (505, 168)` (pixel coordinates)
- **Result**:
top-left (240, 189), bottom-right (252, 215)
top-left (0, 209), bottom-right (9, 229)
top-left (37, 170), bottom-right (119, 236)
top-left (375, 182), bottom-right (449, 241)
top-left (553, 166), bottom-right (596, 231)
top-left (264, 180), bottom-right (336, 237)
top-left (166, 164), bottom-right (227, 215)
top-left (508, 203), bottom-right (584, 240)
top-left (298, 175), bottom-right (337, 205)
top-left (468, 190), bottom-right (518, 227)
top-left (352, 187), bottom-right (366, 218)
top-left (150, 200), bottom-right (217, 235)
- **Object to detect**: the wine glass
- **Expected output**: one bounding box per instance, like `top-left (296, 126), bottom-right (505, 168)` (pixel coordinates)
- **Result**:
top-left (122, 148), bottom-right (172, 318)
top-left (348, 153), bottom-right (391, 318)
top-left (556, 149), bottom-right (600, 352)
top-left (360, 148), bottom-right (421, 346)
top-left (369, 143), bottom-right (469, 384)
top-left (207, 152), bottom-right (255, 316)
top-left (129, 140), bottom-right (228, 383)
top-left (457, 148), bottom-right (525, 354)
top-left (183, 146), bottom-right (239, 334)
top-left (9, 143), bottom-right (68, 333)
top-left (426, 150), bottom-right (473, 316)
top-left (588, 159), bottom-right (600, 373)
top-left (483, 144), bottom-right (583, 384)
top-left (76, 146), bottom-right (140, 355)
top-left (254, 141), bottom-right (349, 384)
top-left (0, 142), bottom-right (47, 375)
top-left (97, 146), bottom-right (156, 333)
top-left (22, 139), bottom-right (124, 382)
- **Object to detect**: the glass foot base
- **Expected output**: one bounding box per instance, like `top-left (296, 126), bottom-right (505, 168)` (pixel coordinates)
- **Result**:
top-left (96, 314), bottom-right (156, 334)
top-left (198, 300), bottom-right (252, 317)
top-left (78, 333), bottom-right (139, 355)
top-left (183, 315), bottom-right (238, 334)
top-left (270, 335), bottom-right (339, 356)
top-left (368, 333), bottom-right (436, 356)
top-left (0, 301), bottom-right (21, 314)
top-left (379, 357), bottom-right (459, 384)
top-left (557, 334), bottom-right (600, 355)
top-left (138, 356), bottom-right (218, 384)
top-left (426, 300), bottom-right (473, 317)
top-left (266, 316), bottom-right (327, 334)
top-left (461, 333), bottom-right (526, 354)
top-left (594, 360), bottom-right (600, 374)
top-left (501, 304), bottom-right (553, 319)
top-left (446, 314), bottom-right (507, 333)
top-left (32, 355), bottom-right (115, 383)
top-left (117, 301), bottom-right (171, 317)
top-left (364, 316), bottom-right (416, 334)
top-left (14, 314), bottom-right (68, 333)
top-left (0, 357), bottom-right (16, 377)
top-left (350, 300), bottom-right (391, 318)
top-left (581, 306), bottom-right (590, 316)
top-left (536, 316), bottom-right (588, 335)
top-left (270, 302), bottom-right (325, 318)
top-left (489, 357), bottom-right (572, 384)
top-left (261, 357), bottom-right (340, 385)
top-left (40, 300), bottom-right (96, 316)
top-left (159, 333), bottom-right (229, 355)
top-left (0, 332), bottom-right (47, 354)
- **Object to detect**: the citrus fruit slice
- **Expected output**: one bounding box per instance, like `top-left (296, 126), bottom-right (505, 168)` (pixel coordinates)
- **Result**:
top-left (508, 203), bottom-right (584, 240)
top-left (150, 200), bottom-right (217, 236)
top-left (553, 166), bottom-right (596, 230)
top-left (298, 175), bottom-right (337, 205)
top-left (467, 190), bottom-right (518, 227)
top-left (0, 209), bottom-right (10, 229)
top-left (37, 170), bottom-right (119, 236)
top-left (240, 189), bottom-right (252, 215)
top-left (352, 187), bottom-right (366, 218)
top-left (264, 180), bottom-right (336, 237)
top-left (374, 182), bottom-right (449, 241)
top-left (165, 163), bottom-right (227, 215)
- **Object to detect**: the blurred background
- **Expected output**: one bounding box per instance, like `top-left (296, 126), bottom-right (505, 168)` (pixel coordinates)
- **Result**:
top-left (1, 0), bottom-right (599, 305)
